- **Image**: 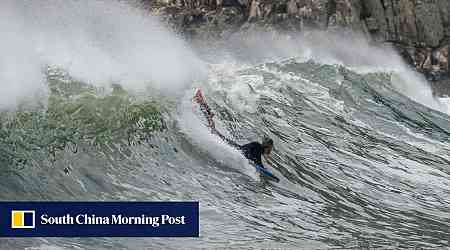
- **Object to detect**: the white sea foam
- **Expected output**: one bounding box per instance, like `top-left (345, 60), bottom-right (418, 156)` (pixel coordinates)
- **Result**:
top-left (198, 31), bottom-right (447, 115)
top-left (0, 0), bottom-right (205, 109)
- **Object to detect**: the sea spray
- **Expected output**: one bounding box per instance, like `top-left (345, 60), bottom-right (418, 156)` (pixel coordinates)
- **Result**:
top-left (194, 30), bottom-right (447, 114)
top-left (0, 0), bottom-right (205, 109)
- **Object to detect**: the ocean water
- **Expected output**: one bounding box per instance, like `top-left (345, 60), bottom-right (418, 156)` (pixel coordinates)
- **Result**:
top-left (1, 1), bottom-right (450, 249)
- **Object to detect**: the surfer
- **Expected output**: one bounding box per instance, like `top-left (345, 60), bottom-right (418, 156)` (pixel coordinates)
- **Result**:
top-left (194, 89), bottom-right (275, 172)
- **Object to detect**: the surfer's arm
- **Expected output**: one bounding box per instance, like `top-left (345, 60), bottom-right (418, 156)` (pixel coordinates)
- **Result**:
top-left (199, 103), bottom-right (215, 128)
top-left (261, 154), bottom-right (275, 169)
top-left (213, 129), bottom-right (241, 149)
top-left (263, 153), bottom-right (272, 162)
top-left (200, 103), bottom-right (214, 118)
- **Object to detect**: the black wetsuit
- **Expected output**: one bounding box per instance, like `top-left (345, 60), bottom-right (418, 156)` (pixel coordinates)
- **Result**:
top-left (240, 142), bottom-right (264, 166)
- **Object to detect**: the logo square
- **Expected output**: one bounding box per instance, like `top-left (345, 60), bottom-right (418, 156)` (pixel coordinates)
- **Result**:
top-left (11, 210), bottom-right (35, 229)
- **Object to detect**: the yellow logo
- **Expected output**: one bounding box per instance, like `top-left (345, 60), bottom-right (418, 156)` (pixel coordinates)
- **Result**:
top-left (11, 210), bottom-right (35, 229)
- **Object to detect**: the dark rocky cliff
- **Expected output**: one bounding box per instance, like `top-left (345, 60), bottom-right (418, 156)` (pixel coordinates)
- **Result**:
top-left (144, 0), bottom-right (450, 92)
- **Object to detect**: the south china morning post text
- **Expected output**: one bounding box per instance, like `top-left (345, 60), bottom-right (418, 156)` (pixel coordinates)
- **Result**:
top-left (0, 202), bottom-right (199, 237)
top-left (40, 213), bottom-right (185, 227)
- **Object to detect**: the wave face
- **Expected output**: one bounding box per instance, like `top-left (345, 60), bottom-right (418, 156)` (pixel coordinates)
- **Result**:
top-left (2, 1), bottom-right (450, 250)
top-left (2, 60), bottom-right (450, 249)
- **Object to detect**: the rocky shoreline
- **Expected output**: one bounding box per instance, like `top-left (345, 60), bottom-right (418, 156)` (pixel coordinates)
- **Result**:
top-left (143, 0), bottom-right (450, 96)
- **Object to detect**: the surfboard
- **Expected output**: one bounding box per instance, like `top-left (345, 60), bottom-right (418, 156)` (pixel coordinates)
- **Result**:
top-left (255, 164), bottom-right (280, 182)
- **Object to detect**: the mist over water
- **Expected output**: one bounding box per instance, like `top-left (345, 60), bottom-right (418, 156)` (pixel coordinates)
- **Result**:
top-left (0, 0), bottom-right (444, 114)
top-left (0, 0), bottom-right (204, 109)
top-left (195, 30), bottom-right (446, 113)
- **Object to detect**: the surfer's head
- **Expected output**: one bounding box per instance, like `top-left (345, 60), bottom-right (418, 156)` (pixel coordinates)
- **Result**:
top-left (262, 137), bottom-right (273, 155)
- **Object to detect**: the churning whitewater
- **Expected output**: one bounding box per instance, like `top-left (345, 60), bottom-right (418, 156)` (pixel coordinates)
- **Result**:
top-left (1, 0), bottom-right (450, 249)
